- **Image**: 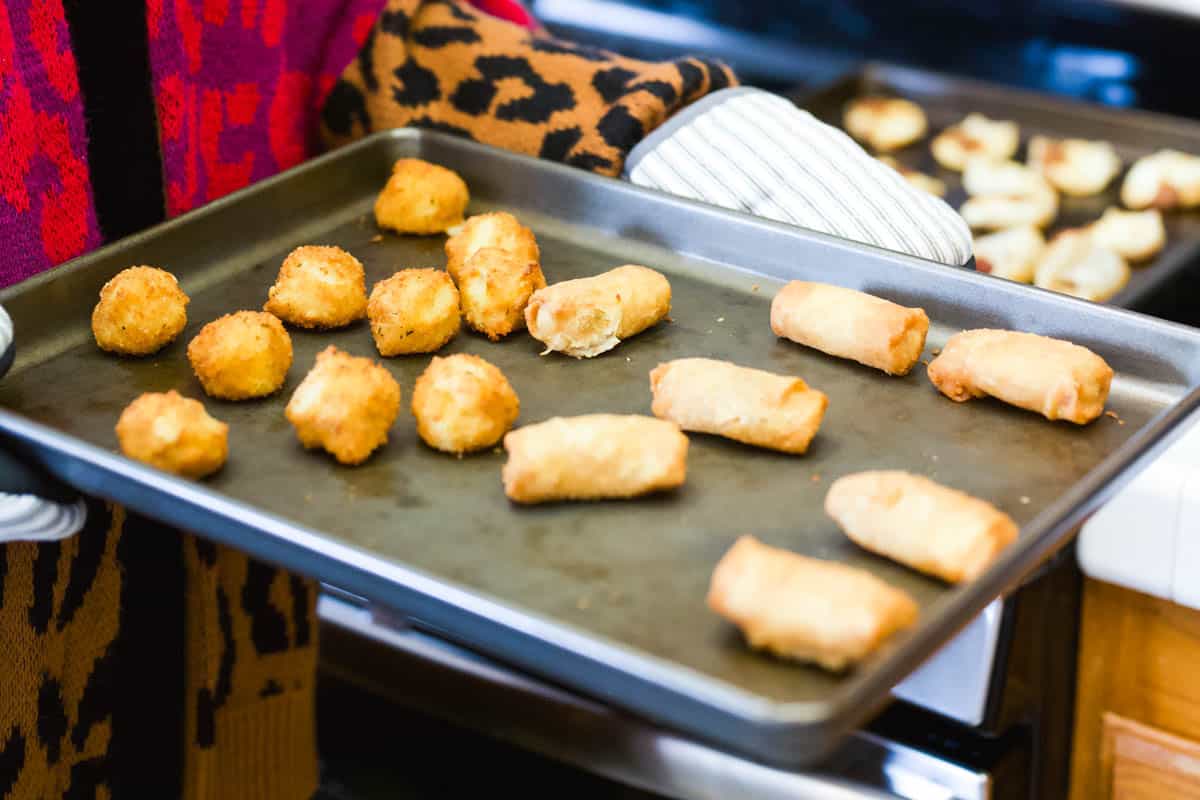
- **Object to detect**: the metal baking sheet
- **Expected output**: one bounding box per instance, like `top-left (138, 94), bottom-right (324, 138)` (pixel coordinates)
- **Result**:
top-left (2, 129), bottom-right (1199, 766)
top-left (794, 62), bottom-right (1200, 312)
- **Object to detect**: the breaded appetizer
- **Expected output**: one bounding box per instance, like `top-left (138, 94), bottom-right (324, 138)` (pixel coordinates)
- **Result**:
top-left (1027, 136), bottom-right (1121, 197)
top-left (961, 158), bottom-right (1049, 198)
top-left (878, 156), bottom-right (946, 197)
top-left (525, 265), bottom-right (671, 358)
top-left (374, 158), bottom-right (469, 235)
top-left (285, 346), bottom-right (401, 465)
top-left (843, 97), bottom-right (928, 152)
top-left (457, 247), bottom-right (546, 340)
top-left (826, 471), bottom-right (1019, 584)
top-left (707, 535), bottom-right (918, 671)
top-left (444, 211), bottom-right (540, 283)
top-left (960, 184), bottom-right (1058, 230)
top-left (927, 329), bottom-right (1113, 424)
top-left (501, 414), bottom-right (687, 503)
top-left (931, 113), bottom-right (1019, 171)
top-left (367, 268), bottom-right (461, 356)
top-left (973, 226), bottom-right (1045, 284)
top-left (1121, 149), bottom-right (1200, 210)
top-left (116, 390), bottom-right (228, 478)
top-left (412, 354), bottom-right (519, 454)
top-left (770, 281), bottom-right (928, 376)
top-left (187, 311), bottom-right (293, 400)
top-left (264, 245), bottom-right (368, 329)
top-left (1034, 229), bottom-right (1129, 303)
top-left (1089, 207), bottom-right (1166, 263)
top-left (649, 358), bottom-right (828, 454)
top-left (92, 266), bottom-right (189, 356)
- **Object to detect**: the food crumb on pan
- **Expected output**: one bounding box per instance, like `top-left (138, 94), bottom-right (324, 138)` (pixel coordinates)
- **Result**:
top-left (920, 358), bottom-right (931, 366)
top-left (1105, 410), bottom-right (1125, 424)
top-left (717, 316), bottom-right (725, 323)
top-left (751, 284), bottom-right (760, 293)
top-left (370, 234), bottom-right (383, 243)
top-left (811, 473), bottom-right (821, 482)
top-left (1020, 496), bottom-right (1031, 504)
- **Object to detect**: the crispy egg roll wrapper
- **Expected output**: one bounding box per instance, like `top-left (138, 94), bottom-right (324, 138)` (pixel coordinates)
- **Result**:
top-left (649, 358), bottom-right (828, 453)
top-left (707, 535), bottom-right (919, 671)
top-left (502, 414), bottom-right (687, 503)
top-left (524, 265), bottom-right (671, 358)
top-left (825, 471), bottom-right (1019, 584)
top-left (927, 329), bottom-right (1113, 424)
top-left (770, 281), bottom-right (929, 375)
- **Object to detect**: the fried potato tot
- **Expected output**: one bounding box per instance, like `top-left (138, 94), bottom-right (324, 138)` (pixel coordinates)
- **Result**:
top-left (116, 390), bottom-right (228, 478)
top-left (525, 265), bottom-right (671, 358)
top-left (457, 247), bottom-right (546, 340)
top-left (187, 311), bottom-right (293, 400)
top-left (264, 245), bottom-right (367, 329)
top-left (707, 535), bottom-right (918, 671)
top-left (92, 266), bottom-right (189, 356)
top-left (412, 354), bottom-right (519, 454)
top-left (367, 268), bottom-right (461, 355)
top-left (285, 346), bottom-right (401, 465)
top-left (502, 414), bottom-right (687, 503)
top-left (844, 97), bottom-right (928, 152)
top-left (374, 158), bottom-right (469, 235)
top-left (444, 211), bottom-right (540, 283)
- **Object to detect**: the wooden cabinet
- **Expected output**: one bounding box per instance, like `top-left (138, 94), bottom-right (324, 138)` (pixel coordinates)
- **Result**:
top-left (1071, 580), bottom-right (1200, 799)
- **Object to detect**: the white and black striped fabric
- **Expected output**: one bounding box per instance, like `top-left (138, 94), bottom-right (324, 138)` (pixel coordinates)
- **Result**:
top-left (625, 87), bottom-right (973, 267)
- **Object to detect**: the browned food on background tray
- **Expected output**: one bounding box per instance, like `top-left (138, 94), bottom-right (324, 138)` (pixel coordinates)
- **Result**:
top-left (972, 226), bottom-right (1044, 284)
top-left (264, 245), bottom-right (368, 329)
top-left (1121, 149), bottom-right (1200, 210)
top-left (374, 158), bottom-right (469, 235)
top-left (1089, 207), bottom-right (1166, 262)
top-left (707, 535), bottom-right (919, 671)
top-left (877, 156), bottom-right (945, 196)
top-left (930, 113), bottom-right (1019, 171)
top-left (285, 346), bottom-right (401, 465)
top-left (456, 246), bottom-right (546, 340)
top-left (770, 281), bottom-right (928, 375)
top-left (187, 311), bottom-right (293, 400)
top-left (525, 265), bottom-right (671, 358)
top-left (825, 471), bottom-right (1019, 584)
top-left (1026, 136), bottom-right (1121, 197)
top-left (927, 329), bottom-right (1113, 424)
top-left (843, 96), bottom-right (928, 152)
top-left (116, 390), bottom-right (228, 478)
top-left (91, 266), bottom-right (189, 356)
top-left (1033, 229), bottom-right (1130, 302)
top-left (444, 211), bottom-right (540, 283)
top-left (411, 354), bottom-right (520, 455)
top-left (501, 414), bottom-right (687, 503)
top-left (649, 358), bottom-right (828, 454)
top-left (367, 268), bottom-right (461, 355)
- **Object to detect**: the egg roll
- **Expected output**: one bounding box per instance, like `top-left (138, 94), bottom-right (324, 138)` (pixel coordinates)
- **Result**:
top-left (825, 471), bottom-right (1018, 584)
top-left (707, 535), bottom-right (919, 671)
top-left (770, 281), bottom-right (929, 375)
top-left (649, 358), bottom-right (828, 453)
top-left (501, 414), bottom-right (687, 503)
top-left (524, 265), bottom-right (671, 358)
top-left (927, 329), bottom-right (1112, 424)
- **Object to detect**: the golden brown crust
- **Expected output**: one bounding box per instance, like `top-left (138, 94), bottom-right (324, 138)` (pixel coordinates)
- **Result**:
top-left (264, 245), bottom-right (368, 329)
top-left (284, 346), bottom-right (402, 465)
top-left (843, 96), bottom-right (927, 152)
top-left (825, 471), bottom-right (1019, 584)
top-left (707, 535), bottom-right (919, 671)
top-left (374, 158), bottom-right (469, 235)
top-left (411, 354), bottom-right (520, 454)
top-left (444, 211), bottom-right (540, 284)
top-left (115, 390), bottom-right (228, 478)
top-left (649, 358), bottom-right (828, 453)
top-left (367, 268), bottom-right (461, 356)
top-left (456, 247), bottom-right (546, 340)
top-left (927, 329), bottom-right (1113, 424)
top-left (91, 266), bottom-right (189, 356)
top-left (186, 311), bottom-right (293, 400)
top-left (769, 281), bottom-right (929, 375)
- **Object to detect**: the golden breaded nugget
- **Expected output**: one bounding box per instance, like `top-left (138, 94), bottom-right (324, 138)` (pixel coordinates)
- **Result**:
top-left (187, 311), bottom-right (293, 400)
top-left (412, 354), bottom-right (519, 454)
top-left (444, 211), bottom-right (539, 283)
top-left (457, 247), bottom-right (546, 340)
top-left (116, 390), bottom-right (228, 478)
top-left (374, 158), bottom-right (469, 235)
top-left (285, 346), bottom-right (401, 465)
top-left (367, 269), bottom-right (461, 355)
top-left (92, 266), bottom-right (189, 356)
top-left (707, 535), bottom-right (918, 671)
top-left (264, 245), bottom-right (367, 329)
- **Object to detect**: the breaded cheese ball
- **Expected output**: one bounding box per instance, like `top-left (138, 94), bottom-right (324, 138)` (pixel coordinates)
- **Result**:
top-left (411, 354), bottom-right (520, 455)
top-left (285, 346), bottom-right (401, 465)
top-left (374, 159), bottom-right (469, 235)
top-left (458, 247), bottom-right (547, 340)
top-left (116, 390), bottom-right (228, 478)
top-left (187, 311), bottom-right (293, 400)
top-left (92, 266), bottom-right (189, 356)
top-left (264, 245), bottom-right (367, 329)
top-left (444, 211), bottom-right (539, 283)
top-left (367, 269), bottom-right (461, 356)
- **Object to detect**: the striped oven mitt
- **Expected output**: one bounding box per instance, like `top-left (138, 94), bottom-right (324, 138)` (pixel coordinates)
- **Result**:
top-left (625, 87), bottom-right (974, 267)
